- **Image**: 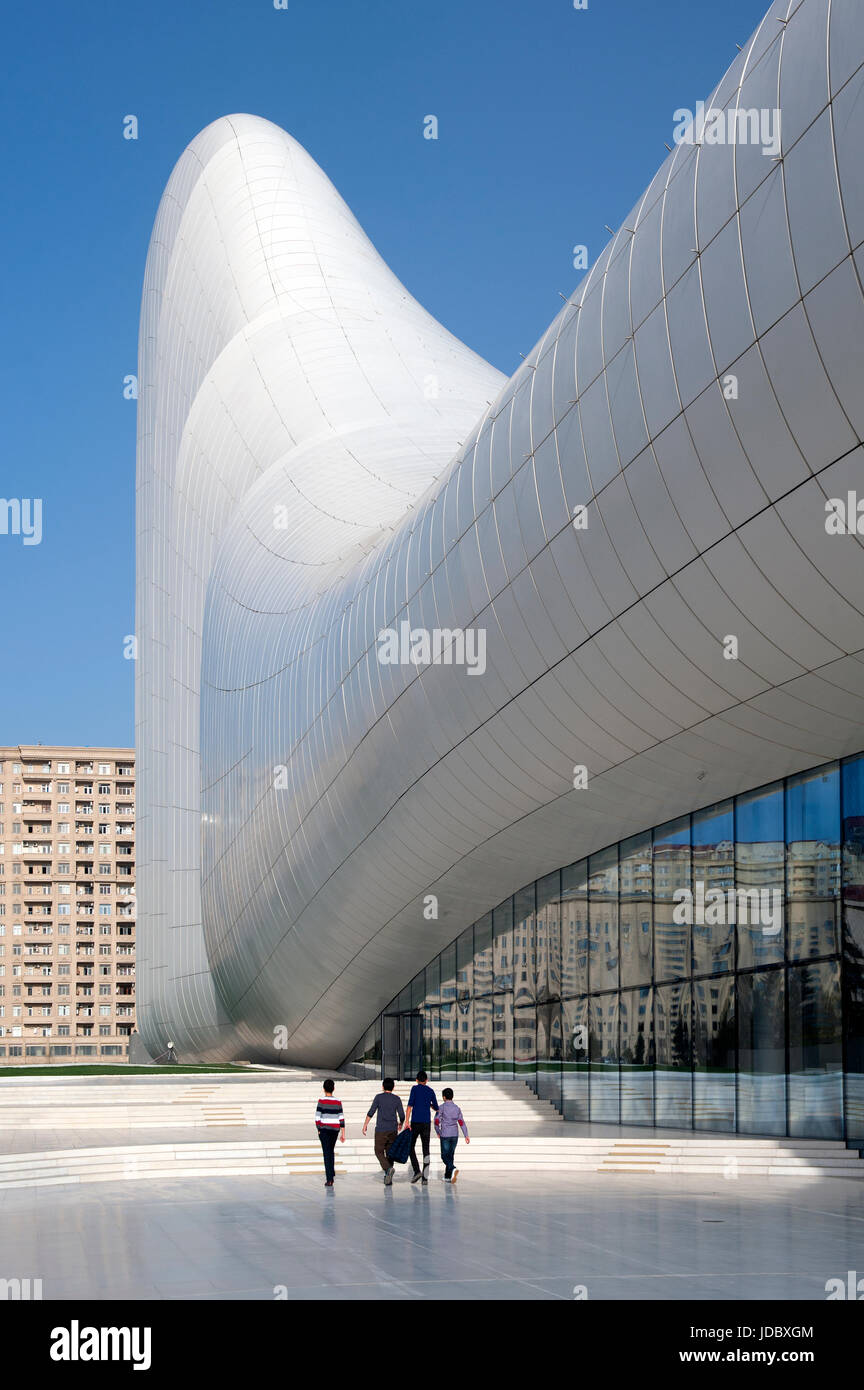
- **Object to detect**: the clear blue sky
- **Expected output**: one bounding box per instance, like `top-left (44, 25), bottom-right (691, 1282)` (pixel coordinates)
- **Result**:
top-left (0, 0), bottom-right (769, 748)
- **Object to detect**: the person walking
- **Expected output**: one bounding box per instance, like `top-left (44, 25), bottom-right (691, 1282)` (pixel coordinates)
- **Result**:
top-left (362, 1077), bottom-right (405, 1185)
top-left (434, 1087), bottom-right (470, 1182)
top-left (403, 1070), bottom-right (438, 1184)
top-left (315, 1078), bottom-right (345, 1187)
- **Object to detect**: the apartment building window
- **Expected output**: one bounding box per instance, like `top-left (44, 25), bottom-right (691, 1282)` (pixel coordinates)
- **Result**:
top-left (56, 783), bottom-right (69, 794)
top-left (57, 864), bottom-right (70, 875)
top-left (99, 1025), bottom-right (111, 1036)
top-left (99, 866), bottom-right (110, 876)
top-left (98, 803), bottom-right (110, 815)
top-left (98, 765), bottom-right (111, 775)
top-left (98, 784), bottom-right (110, 795)
top-left (57, 764), bottom-right (70, 774)
top-left (57, 1027), bottom-right (69, 1037)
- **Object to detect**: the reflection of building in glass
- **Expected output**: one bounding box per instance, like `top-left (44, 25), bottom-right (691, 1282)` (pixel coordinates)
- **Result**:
top-left (346, 755), bottom-right (863, 1141)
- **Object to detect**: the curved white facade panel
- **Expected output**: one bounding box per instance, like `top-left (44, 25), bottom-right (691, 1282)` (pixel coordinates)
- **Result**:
top-left (137, 0), bottom-right (864, 1064)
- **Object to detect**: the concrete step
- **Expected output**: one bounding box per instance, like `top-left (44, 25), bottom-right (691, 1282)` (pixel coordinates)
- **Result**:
top-left (0, 1136), bottom-right (858, 1190)
top-left (0, 1080), bottom-right (559, 1132)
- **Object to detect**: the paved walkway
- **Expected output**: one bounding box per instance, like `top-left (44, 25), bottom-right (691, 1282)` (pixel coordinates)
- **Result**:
top-left (1, 1170), bottom-right (861, 1300)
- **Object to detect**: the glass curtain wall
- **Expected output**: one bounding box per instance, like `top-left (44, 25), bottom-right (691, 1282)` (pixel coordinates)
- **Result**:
top-left (341, 754), bottom-right (864, 1140)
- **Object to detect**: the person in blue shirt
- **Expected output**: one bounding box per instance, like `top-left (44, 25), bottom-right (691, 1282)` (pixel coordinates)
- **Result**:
top-left (403, 1070), bottom-right (439, 1183)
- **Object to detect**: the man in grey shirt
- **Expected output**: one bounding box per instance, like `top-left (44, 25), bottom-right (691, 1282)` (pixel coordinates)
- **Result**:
top-left (362, 1078), bottom-right (405, 1184)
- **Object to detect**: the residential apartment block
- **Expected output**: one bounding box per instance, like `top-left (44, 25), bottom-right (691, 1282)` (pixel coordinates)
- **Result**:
top-left (0, 747), bottom-right (135, 1065)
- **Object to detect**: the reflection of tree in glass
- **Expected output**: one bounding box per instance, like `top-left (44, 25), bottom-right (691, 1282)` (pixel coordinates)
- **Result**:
top-left (671, 1014), bottom-right (690, 1068)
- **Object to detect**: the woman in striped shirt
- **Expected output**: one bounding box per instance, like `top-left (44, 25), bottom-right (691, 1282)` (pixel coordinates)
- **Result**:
top-left (315, 1079), bottom-right (346, 1187)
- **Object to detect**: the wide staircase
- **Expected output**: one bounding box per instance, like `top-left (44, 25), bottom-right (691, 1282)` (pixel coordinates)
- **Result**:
top-left (0, 1074), bottom-right (860, 1189)
top-left (0, 1077), bottom-right (552, 1133)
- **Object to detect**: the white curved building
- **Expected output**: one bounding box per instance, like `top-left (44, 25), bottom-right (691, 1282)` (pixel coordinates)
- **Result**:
top-left (137, 0), bottom-right (864, 1137)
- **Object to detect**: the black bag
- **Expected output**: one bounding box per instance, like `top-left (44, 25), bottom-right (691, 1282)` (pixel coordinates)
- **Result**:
top-left (386, 1129), bottom-right (412, 1164)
